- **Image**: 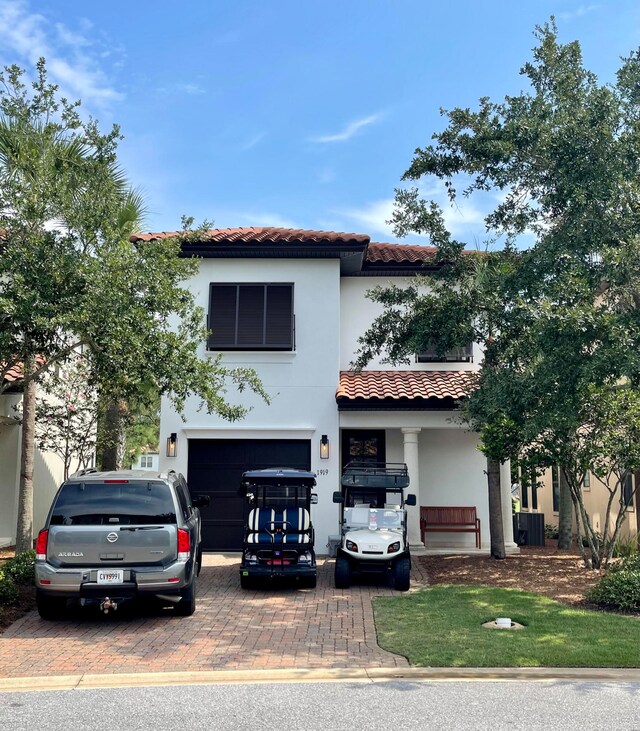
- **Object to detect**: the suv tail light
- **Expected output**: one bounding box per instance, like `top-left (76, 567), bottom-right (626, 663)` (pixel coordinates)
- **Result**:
top-left (177, 528), bottom-right (191, 561)
top-left (35, 529), bottom-right (48, 560)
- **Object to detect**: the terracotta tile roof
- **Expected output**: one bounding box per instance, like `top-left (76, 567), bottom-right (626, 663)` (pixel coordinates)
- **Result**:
top-left (3, 363), bottom-right (24, 383)
top-left (336, 370), bottom-right (476, 403)
top-left (2, 356), bottom-right (46, 384)
top-left (130, 227), bottom-right (370, 246)
top-left (366, 242), bottom-right (438, 263)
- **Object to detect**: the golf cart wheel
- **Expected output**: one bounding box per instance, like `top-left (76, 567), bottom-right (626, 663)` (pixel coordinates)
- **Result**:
top-left (393, 556), bottom-right (411, 591)
top-left (175, 578), bottom-right (196, 616)
top-left (36, 591), bottom-right (66, 621)
top-left (334, 556), bottom-right (351, 589)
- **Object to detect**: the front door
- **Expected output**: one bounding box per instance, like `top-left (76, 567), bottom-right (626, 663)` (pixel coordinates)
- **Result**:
top-left (341, 429), bottom-right (386, 471)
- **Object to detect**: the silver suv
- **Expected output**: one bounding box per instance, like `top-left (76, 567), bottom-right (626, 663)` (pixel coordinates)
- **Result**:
top-left (35, 469), bottom-right (209, 619)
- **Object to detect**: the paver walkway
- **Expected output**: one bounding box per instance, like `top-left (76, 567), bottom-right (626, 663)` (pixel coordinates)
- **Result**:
top-left (0, 557), bottom-right (428, 677)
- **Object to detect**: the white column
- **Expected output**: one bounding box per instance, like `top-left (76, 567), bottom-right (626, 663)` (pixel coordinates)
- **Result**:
top-left (401, 427), bottom-right (423, 546)
top-left (500, 460), bottom-right (518, 552)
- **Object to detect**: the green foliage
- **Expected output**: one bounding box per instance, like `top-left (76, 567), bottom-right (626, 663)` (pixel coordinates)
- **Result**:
top-left (588, 569), bottom-right (640, 612)
top-left (612, 533), bottom-right (640, 560)
top-left (0, 569), bottom-right (20, 606)
top-left (124, 388), bottom-right (160, 467)
top-left (3, 550), bottom-right (35, 585)
top-left (544, 524), bottom-right (559, 539)
top-left (0, 58), bottom-right (269, 423)
top-left (610, 552), bottom-right (640, 574)
top-left (354, 22), bottom-right (640, 569)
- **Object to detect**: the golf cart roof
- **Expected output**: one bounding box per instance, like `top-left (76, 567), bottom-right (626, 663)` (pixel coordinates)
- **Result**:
top-left (341, 462), bottom-right (410, 490)
top-left (241, 468), bottom-right (317, 487)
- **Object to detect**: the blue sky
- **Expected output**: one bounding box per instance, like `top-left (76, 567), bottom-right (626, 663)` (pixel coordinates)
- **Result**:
top-left (0, 0), bottom-right (638, 245)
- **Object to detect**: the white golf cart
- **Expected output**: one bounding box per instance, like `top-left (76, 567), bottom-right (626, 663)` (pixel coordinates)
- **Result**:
top-left (333, 462), bottom-right (416, 591)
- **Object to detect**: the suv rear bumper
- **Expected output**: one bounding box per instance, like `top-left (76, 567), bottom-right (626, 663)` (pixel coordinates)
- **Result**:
top-left (35, 560), bottom-right (193, 600)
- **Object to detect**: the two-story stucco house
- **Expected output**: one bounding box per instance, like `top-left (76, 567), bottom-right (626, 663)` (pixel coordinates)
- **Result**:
top-left (131, 227), bottom-right (517, 554)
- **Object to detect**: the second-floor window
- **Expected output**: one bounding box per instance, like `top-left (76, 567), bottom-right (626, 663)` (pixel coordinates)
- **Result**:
top-left (415, 342), bottom-right (473, 363)
top-left (208, 283), bottom-right (294, 351)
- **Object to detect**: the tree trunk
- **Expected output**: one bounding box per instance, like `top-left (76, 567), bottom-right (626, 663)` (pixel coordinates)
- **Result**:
top-left (635, 470), bottom-right (640, 550)
top-left (98, 398), bottom-right (129, 471)
top-left (487, 458), bottom-right (506, 559)
top-left (557, 469), bottom-right (573, 549)
top-left (15, 371), bottom-right (36, 554)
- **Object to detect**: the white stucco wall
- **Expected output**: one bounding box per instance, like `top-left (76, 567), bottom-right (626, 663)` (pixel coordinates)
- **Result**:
top-left (159, 256), bottom-right (500, 553)
top-left (160, 257), bottom-right (343, 549)
top-left (134, 453), bottom-right (160, 471)
top-left (0, 393), bottom-right (70, 546)
top-left (340, 276), bottom-right (481, 371)
top-left (339, 413), bottom-right (490, 549)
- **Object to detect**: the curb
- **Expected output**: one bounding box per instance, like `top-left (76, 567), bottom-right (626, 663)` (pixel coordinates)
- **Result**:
top-left (2, 666), bottom-right (640, 692)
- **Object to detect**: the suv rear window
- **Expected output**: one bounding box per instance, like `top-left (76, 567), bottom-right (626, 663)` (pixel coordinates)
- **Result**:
top-left (50, 481), bottom-right (177, 525)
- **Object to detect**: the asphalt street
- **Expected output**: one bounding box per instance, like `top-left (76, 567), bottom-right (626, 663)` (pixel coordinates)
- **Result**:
top-left (1, 679), bottom-right (640, 730)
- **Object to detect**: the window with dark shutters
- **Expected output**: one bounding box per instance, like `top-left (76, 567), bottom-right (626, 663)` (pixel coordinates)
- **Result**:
top-left (208, 283), bottom-right (294, 350)
top-left (416, 342), bottom-right (473, 362)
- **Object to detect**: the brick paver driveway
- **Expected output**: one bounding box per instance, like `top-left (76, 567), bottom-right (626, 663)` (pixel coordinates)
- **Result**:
top-left (0, 557), bottom-right (428, 677)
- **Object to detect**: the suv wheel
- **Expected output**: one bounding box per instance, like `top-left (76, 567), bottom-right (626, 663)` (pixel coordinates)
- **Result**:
top-left (334, 556), bottom-right (351, 589)
top-left (393, 556), bottom-right (411, 591)
top-left (174, 578), bottom-right (196, 616)
top-left (196, 544), bottom-right (203, 576)
top-left (36, 591), bottom-right (66, 620)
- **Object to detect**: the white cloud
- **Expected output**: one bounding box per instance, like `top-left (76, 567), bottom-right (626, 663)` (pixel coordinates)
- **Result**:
top-left (339, 198), bottom-right (399, 238)
top-left (0, 0), bottom-right (123, 109)
top-left (310, 113), bottom-right (383, 143)
top-left (240, 132), bottom-right (266, 151)
top-left (340, 182), bottom-right (488, 242)
top-left (228, 212), bottom-right (299, 229)
top-left (177, 82), bottom-right (205, 96)
top-left (557, 4), bottom-right (600, 21)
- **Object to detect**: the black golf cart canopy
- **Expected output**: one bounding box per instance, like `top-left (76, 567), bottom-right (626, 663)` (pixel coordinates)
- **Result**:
top-left (340, 462), bottom-right (410, 490)
top-left (241, 468), bottom-right (317, 489)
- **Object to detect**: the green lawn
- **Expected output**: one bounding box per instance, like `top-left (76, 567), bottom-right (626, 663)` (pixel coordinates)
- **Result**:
top-left (373, 585), bottom-right (640, 667)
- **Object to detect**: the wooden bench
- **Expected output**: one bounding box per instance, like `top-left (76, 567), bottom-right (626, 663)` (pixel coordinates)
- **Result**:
top-left (420, 506), bottom-right (481, 549)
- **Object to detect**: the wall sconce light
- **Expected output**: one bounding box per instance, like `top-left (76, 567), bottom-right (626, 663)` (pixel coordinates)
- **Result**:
top-left (166, 432), bottom-right (177, 458)
top-left (320, 434), bottom-right (330, 460)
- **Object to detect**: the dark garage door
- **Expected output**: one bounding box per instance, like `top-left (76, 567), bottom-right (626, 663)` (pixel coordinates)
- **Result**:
top-left (187, 439), bottom-right (311, 551)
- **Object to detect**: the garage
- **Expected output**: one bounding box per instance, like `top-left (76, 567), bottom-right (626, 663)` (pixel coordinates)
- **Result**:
top-left (187, 438), bottom-right (311, 551)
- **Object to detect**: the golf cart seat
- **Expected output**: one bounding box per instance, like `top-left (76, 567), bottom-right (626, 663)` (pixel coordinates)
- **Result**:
top-left (246, 507), bottom-right (312, 545)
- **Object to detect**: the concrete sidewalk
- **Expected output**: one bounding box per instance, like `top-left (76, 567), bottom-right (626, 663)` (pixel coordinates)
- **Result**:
top-left (0, 556), bottom-right (429, 678)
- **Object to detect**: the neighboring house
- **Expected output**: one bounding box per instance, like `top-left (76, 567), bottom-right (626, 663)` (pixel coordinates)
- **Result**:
top-left (131, 227), bottom-right (518, 554)
top-left (133, 452), bottom-right (160, 471)
top-left (517, 467), bottom-right (640, 541)
top-left (0, 366), bottom-right (69, 547)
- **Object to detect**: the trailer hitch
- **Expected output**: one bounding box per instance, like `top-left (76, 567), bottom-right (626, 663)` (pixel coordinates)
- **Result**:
top-left (99, 596), bottom-right (118, 614)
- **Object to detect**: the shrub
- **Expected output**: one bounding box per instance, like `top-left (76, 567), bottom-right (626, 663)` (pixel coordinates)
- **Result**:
top-left (0, 569), bottom-right (19, 606)
top-left (610, 553), bottom-right (640, 574)
top-left (4, 550), bottom-right (35, 585)
top-left (544, 524), bottom-right (559, 539)
top-left (588, 569), bottom-right (640, 612)
top-left (612, 533), bottom-right (639, 560)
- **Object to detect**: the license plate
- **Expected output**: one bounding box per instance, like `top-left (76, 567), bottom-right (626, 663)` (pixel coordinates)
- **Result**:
top-left (97, 570), bottom-right (124, 585)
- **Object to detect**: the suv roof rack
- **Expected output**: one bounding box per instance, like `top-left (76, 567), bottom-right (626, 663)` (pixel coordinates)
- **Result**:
top-left (341, 462), bottom-right (410, 489)
top-left (71, 467), bottom-right (99, 477)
